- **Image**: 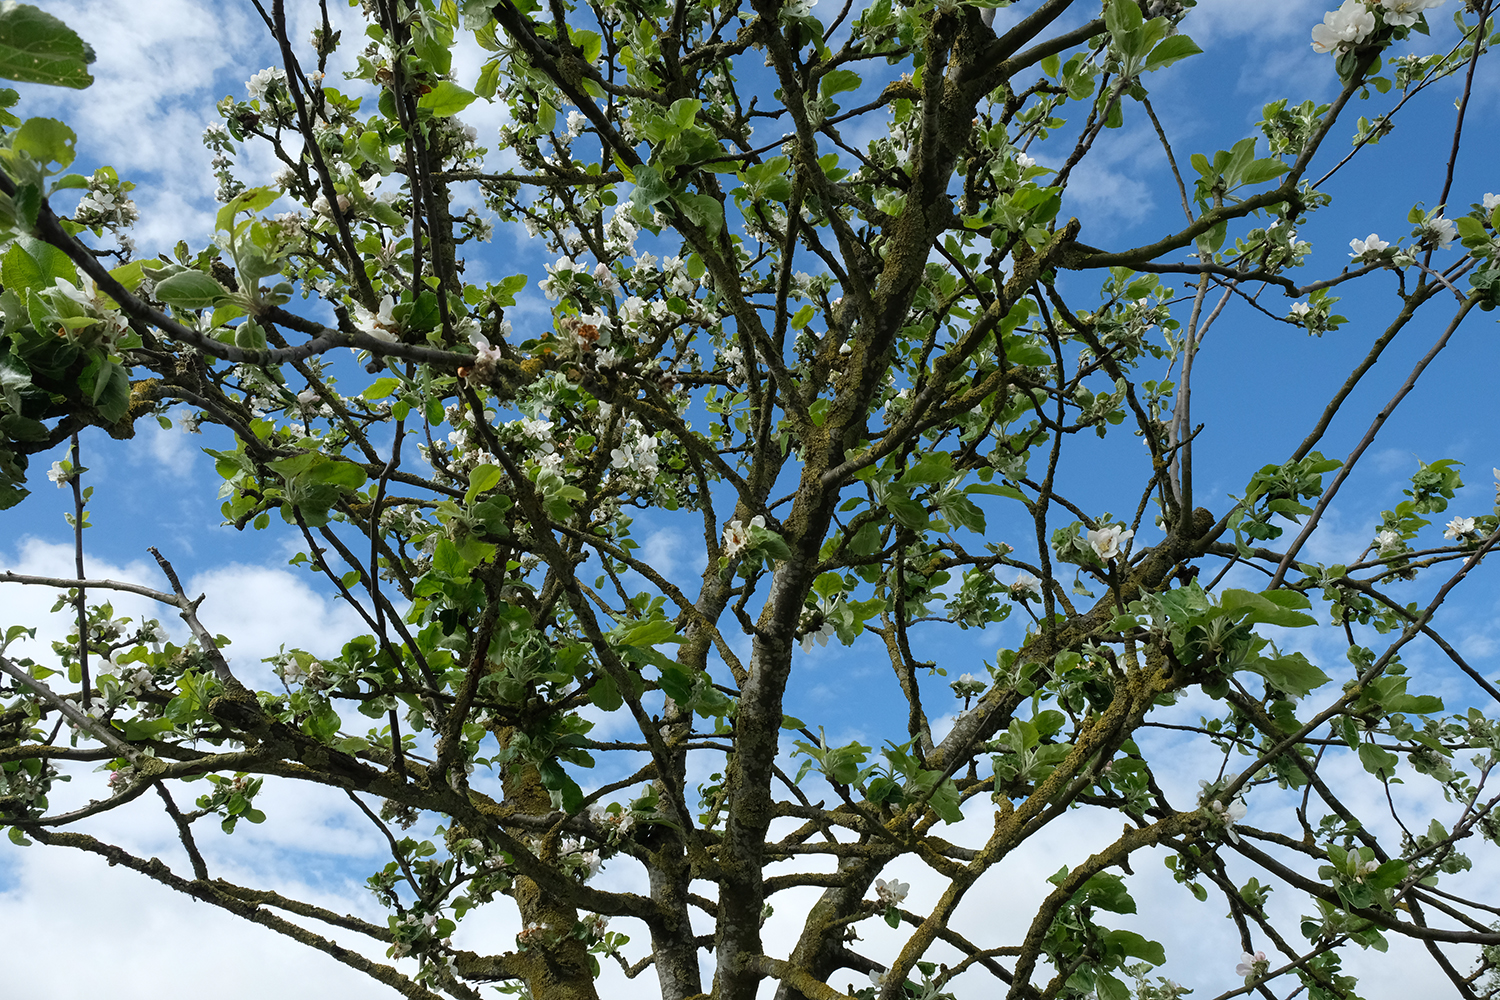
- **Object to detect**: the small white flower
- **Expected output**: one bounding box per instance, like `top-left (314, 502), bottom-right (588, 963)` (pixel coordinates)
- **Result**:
top-left (1352, 857), bottom-right (1381, 882)
top-left (47, 461), bottom-right (70, 487)
top-left (1444, 515), bottom-right (1476, 539)
top-left (1349, 233), bottom-right (1389, 260)
top-left (1380, 0), bottom-right (1442, 29)
top-left (1015, 152), bottom-right (1036, 169)
top-left (800, 621), bottom-right (837, 652)
top-left (1200, 780), bottom-right (1247, 841)
top-left (566, 110), bottom-right (588, 138)
top-left (1374, 529), bottom-right (1401, 554)
top-left (1010, 572), bottom-right (1042, 599)
top-left (593, 261), bottom-right (620, 292)
top-left (1087, 524), bottom-right (1133, 561)
top-left (1425, 214), bottom-right (1458, 248)
top-left (721, 515), bottom-right (766, 559)
top-left (246, 66), bottom-right (288, 103)
top-left (1289, 301), bottom-right (1312, 318)
top-left (1485, 193), bottom-right (1500, 212)
top-left (353, 295), bottom-right (399, 342)
top-left (874, 878), bottom-right (909, 905)
top-left (1236, 950), bottom-right (1268, 978)
top-left (1311, 0), bottom-right (1377, 53)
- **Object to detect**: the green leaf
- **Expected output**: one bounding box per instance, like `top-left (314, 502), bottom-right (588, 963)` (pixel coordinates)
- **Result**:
top-left (107, 259), bottom-right (145, 292)
top-left (1252, 652), bottom-right (1331, 699)
top-left (0, 4), bottom-right (95, 89)
top-left (615, 616), bottom-right (681, 648)
top-left (897, 452), bottom-right (954, 486)
top-left (153, 270), bottom-right (227, 310)
top-left (571, 29), bottom-right (604, 64)
top-left (668, 97), bottom-right (700, 131)
top-left (1097, 973), bottom-right (1131, 1000)
top-left (466, 463), bottom-right (502, 504)
top-left (1101, 928), bottom-right (1166, 965)
top-left (12, 116), bottom-right (76, 168)
top-left (883, 492), bottom-right (928, 530)
top-left (2, 237), bottom-right (73, 293)
top-left (1144, 33), bottom-right (1202, 72)
top-left (1240, 156), bottom-right (1289, 186)
top-left (820, 68), bottom-right (861, 97)
top-left (1078, 871), bottom-right (1136, 913)
top-left (214, 186), bottom-right (278, 234)
top-left (1219, 589), bottom-right (1317, 628)
top-left (1105, 0), bottom-right (1144, 35)
top-left (1358, 741), bottom-right (1399, 776)
top-left (927, 778), bottom-right (963, 823)
top-left (537, 757), bottom-right (584, 813)
top-left (474, 58), bottom-right (502, 100)
top-left (589, 670), bottom-right (622, 711)
top-left (418, 80), bottom-right (477, 116)
top-left (305, 459), bottom-right (367, 489)
top-left (676, 191), bottom-right (724, 236)
top-left (433, 536), bottom-right (469, 578)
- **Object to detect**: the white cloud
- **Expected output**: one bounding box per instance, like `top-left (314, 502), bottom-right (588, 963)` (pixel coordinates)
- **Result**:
top-left (1190, 0), bottom-right (1325, 44)
top-left (0, 537), bottom-right (171, 650)
top-left (0, 842), bottom-right (398, 1000)
top-left (1059, 125), bottom-right (1164, 235)
top-left (183, 561), bottom-right (368, 687)
top-left (132, 407), bottom-right (198, 479)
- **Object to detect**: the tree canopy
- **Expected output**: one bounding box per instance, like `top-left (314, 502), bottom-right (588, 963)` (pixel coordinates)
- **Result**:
top-left (3, 1), bottom-right (1500, 998)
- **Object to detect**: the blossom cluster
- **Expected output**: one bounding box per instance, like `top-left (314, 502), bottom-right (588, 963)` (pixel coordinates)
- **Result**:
top-left (1310, 0), bottom-right (1443, 55)
top-left (610, 419), bottom-right (660, 478)
top-left (722, 515), bottom-right (765, 560)
top-left (1199, 780), bottom-right (1248, 842)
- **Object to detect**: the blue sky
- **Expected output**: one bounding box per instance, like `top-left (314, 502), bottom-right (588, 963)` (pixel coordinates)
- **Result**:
top-left (3, 1), bottom-right (1500, 997)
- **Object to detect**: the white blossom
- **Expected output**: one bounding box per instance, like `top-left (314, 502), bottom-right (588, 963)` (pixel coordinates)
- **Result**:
top-left (1200, 780), bottom-right (1248, 841)
top-left (1380, 0), bottom-right (1442, 28)
top-left (1311, 1), bottom-right (1377, 53)
top-left (47, 461), bottom-right (70, 487)
top-left (1485, 193), bottom-right (1500, 212)
top-left (1444, 515), bottom-right (1476, 539)
top-left (1010, 572), bottom-right (1042, 599)
top-left (539, 256), bottom-right (576, 301)
top-left (353, 295), bottom-right (399, 342)
top-left (874, 878), bottom-right (909, 905)
top-left (610, 422), bottom-right (659, 477)
top-left (1087, 524), bottom-right (1133, 560)
top-left (1374, 529), bottom-right (1401, 554)
top-left (1289, 301), bottom-right (1312, 319)
top-left (593, 261), bottom-right (620, 292)
top-left (800, 621), bottom-right (836, 652)
top-left (246, 66), bottom-right (288, 103)
top-left (1348, 233), bottom-right (1389, 260)
top-left (1236, 951), bottom-right (1268, 978)
top-left (1424, 214), bottom-right (1457, 248)
top-left (722, 515), bottom-right (765, 559)
top-left (1015, 152), bottom-right (1036, 169)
